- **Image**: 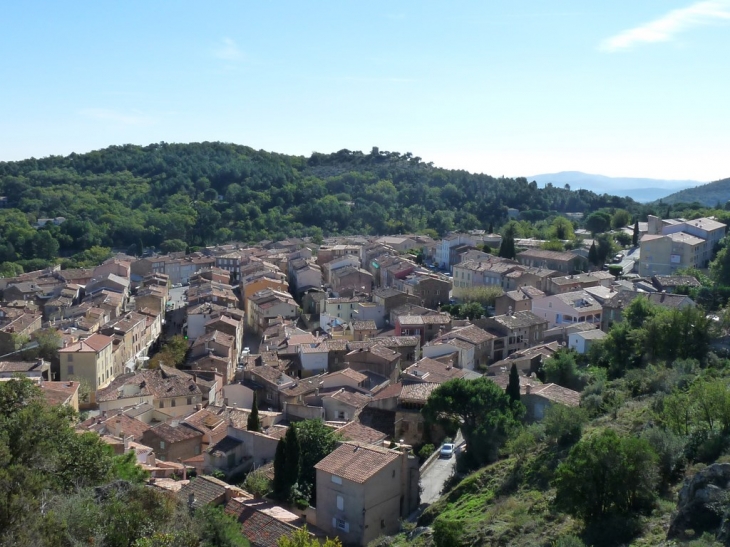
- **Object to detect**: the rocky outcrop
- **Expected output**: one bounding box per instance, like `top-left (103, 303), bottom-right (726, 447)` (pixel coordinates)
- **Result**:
top-left (668, 463), bottom-right (730, 543)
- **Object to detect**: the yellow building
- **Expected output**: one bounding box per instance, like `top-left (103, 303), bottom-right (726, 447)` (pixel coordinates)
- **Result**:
top-left (58, 333), bottom-right (115, 392)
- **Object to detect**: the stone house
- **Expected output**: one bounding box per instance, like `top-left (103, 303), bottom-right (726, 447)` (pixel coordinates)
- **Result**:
top-left (315, 442), bottom-right (420, 546)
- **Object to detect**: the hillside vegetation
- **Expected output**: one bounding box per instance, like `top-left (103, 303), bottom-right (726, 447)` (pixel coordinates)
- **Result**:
top-left (0, 142), bottom-right (638, 272)
top-left (381, 296), bottom-right (730, 547)
top-left (659, 177), bottom-right (730, 207)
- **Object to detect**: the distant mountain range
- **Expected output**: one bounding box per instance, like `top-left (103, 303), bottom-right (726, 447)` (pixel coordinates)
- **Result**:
top-left (658, 177), bottom-right (730, 206)
top-left (527, 171), bottom-right (704, 203)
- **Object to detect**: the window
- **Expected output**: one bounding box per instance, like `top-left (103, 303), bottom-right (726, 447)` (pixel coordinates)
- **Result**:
top-left (187, 397), bottom-right (192, 405)
top-left (159, 400), bottom-right (164, 408)
top-left (336, 495), bottom-right (344, 511)
top-left (67, 354), bottom-right (73, 362)
top-left (171, 399), bottom-right (176, 407)
top-left (336, 519), bottom-right (349, 532)
top-left (160, 441), bottom-right (166, 449)
top-left (331, 475), bottom-right (343, 485)
top-left (67, 365), bottom-right (74, 375)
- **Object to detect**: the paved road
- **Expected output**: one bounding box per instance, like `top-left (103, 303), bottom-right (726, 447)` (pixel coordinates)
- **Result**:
top-left (420, 453), bottom-right (458, 505)
top-left (418, 431), bottom-right (465, 506)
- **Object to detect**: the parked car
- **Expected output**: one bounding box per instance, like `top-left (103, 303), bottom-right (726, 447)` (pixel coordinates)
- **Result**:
top-left (440, 443), bottom-right (455, 459)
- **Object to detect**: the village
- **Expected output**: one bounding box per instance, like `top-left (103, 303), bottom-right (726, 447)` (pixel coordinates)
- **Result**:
top-left (0, 213), bottom-right (726, 547)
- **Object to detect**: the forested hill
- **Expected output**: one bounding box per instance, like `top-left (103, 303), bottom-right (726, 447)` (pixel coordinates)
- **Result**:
top-left (0, 142), bottom-right (636, 270)
top-left (658, 177), bottom-right (730, 207)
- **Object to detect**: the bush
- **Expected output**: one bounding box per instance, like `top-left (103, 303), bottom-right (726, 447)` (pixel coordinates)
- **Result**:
top-left (504, 426), bottom-right (540, 463)
top-left (685, 429), bottom-right (728, 464)
top-left (543, 405), bottom-right (588, 447)
top-left (433, 518), bottom-right (462, 547)
top-left (555, 429), bottom-right (659, 522)
top-left (581, 394), bottom-right (604, 417)
top-left (418, 444), bottom-right (435, 461)
top-left (641, 428), bottom-right (685, 484)
top-left (242, 467), bottom-right (271, 498)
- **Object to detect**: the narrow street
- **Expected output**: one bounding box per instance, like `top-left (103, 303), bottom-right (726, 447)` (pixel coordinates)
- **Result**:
top-left (409, 432), bottom-right (465, 522)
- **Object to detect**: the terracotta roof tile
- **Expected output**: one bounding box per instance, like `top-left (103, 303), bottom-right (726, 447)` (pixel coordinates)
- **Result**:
top-left (314, 442), bottom-right (400, 483)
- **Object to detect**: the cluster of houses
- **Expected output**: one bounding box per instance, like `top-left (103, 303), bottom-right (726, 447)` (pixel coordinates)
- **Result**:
top-left (0, 215), bottom-right (725, 546)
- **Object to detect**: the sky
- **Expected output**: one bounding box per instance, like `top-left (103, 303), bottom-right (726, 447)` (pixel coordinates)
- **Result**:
top-left (1, 1), bottom-right (729, 181)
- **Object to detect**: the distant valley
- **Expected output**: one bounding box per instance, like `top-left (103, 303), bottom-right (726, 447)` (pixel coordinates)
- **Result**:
top-left (528, 171), bottom-right (703, 203)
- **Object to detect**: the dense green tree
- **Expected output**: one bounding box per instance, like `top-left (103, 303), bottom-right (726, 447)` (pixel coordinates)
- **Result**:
top-left (247, 392), bottom-right (261, 432)
top-left (0, 378), bottom-right (230, 546)
top-left (499, 228), bottom-right (516, 260)
top-left (160, 238), bottom-right (188, 253)
top-left (551, 216), bottom-right (575, 240)
top-left (585, 211), bottom-right (612, 235)
top-left (293, 420), bottom-right (341, 506)
top-left (555, 429), bottom-right (658, 521)
top-left (423, 377), bottom-right (524, 466)
top-left (710, 242), bottom-right (730, 285)
top-left (588, 241), bottom-right (599, 265)
top-left (611, 209), bottom-right (631, 229)
top-left (632, 221), bottom-right (640, 247)
top-left (0, 143), bottom-right (645, 268)
top-left (542, 350), bottom-right (583, 391)
top-left (283, 426), bottom-right (301, 492)
top-left (506, 363), bottom-right (521, 402)
top-left (543, 404), bottom-right (588, 446)
top-left (273, 436), bottom-right (289, 499)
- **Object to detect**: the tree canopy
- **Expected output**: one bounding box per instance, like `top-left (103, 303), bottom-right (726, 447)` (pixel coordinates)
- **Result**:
top-left (422, 377), bottom-right (525, 466)
top-left (0, 143), bottom-right (641, 271)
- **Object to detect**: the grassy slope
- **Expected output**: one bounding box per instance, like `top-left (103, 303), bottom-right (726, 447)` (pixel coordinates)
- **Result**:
top-left (384, 396), bottom-right (685, 547)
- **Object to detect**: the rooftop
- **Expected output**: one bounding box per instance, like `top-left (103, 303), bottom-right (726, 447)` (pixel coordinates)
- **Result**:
top-left (337, 421), bottom-right (388, 445)
top-left (314, 442), bottom-right (401, 483)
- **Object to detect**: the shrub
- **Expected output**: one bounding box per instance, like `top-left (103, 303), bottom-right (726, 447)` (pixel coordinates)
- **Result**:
top-left (504, 427), bottom-right (538, 463)
top-left (433, 518), bottom-right (462, 547)
top-left (418, 444), bottom-right (435, 461)
top-left (641, 428), bottom-right (685, 484)
top-left (543, 405), bottom-right (588, 447)
top-left (242, 467), bottom-right (271, 498)
top-left (555, 429), bottom-right (659, 521)
top-left (581, 394), bottom-right (604, 417)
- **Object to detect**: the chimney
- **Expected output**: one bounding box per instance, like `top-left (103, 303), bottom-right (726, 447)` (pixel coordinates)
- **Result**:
top-left (525, 384), bottom-right (531, 395)
top-left (195, 403), bottom-right (202, 411)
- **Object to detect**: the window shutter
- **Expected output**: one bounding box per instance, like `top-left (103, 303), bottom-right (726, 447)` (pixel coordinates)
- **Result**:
top-left (332, 517), bottom-right (337, 528)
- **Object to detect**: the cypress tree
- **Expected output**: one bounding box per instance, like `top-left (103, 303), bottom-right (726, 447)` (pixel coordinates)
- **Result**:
top-left (499, 231), bottom-right (516, 260)
top-left (632, 221), bottom-right (639, 247)
top-left (283, 426), bottom-right (301, 492)
top-left (506, 363), bottom-right (521, 402)
top-left (247, 392), bottom-right (261, 432)
top-left (273, 437), bottom-right (288, 499)
top-left (588, 241), bottom-right (599, 266)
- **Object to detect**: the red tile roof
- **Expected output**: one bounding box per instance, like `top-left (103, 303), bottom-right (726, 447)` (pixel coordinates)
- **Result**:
top-left (314, 442), bottom-right (400, 483)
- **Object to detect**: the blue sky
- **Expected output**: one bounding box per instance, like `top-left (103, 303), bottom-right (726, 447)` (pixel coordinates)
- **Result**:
top-left (1, 1), bottom-right (729, 181)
